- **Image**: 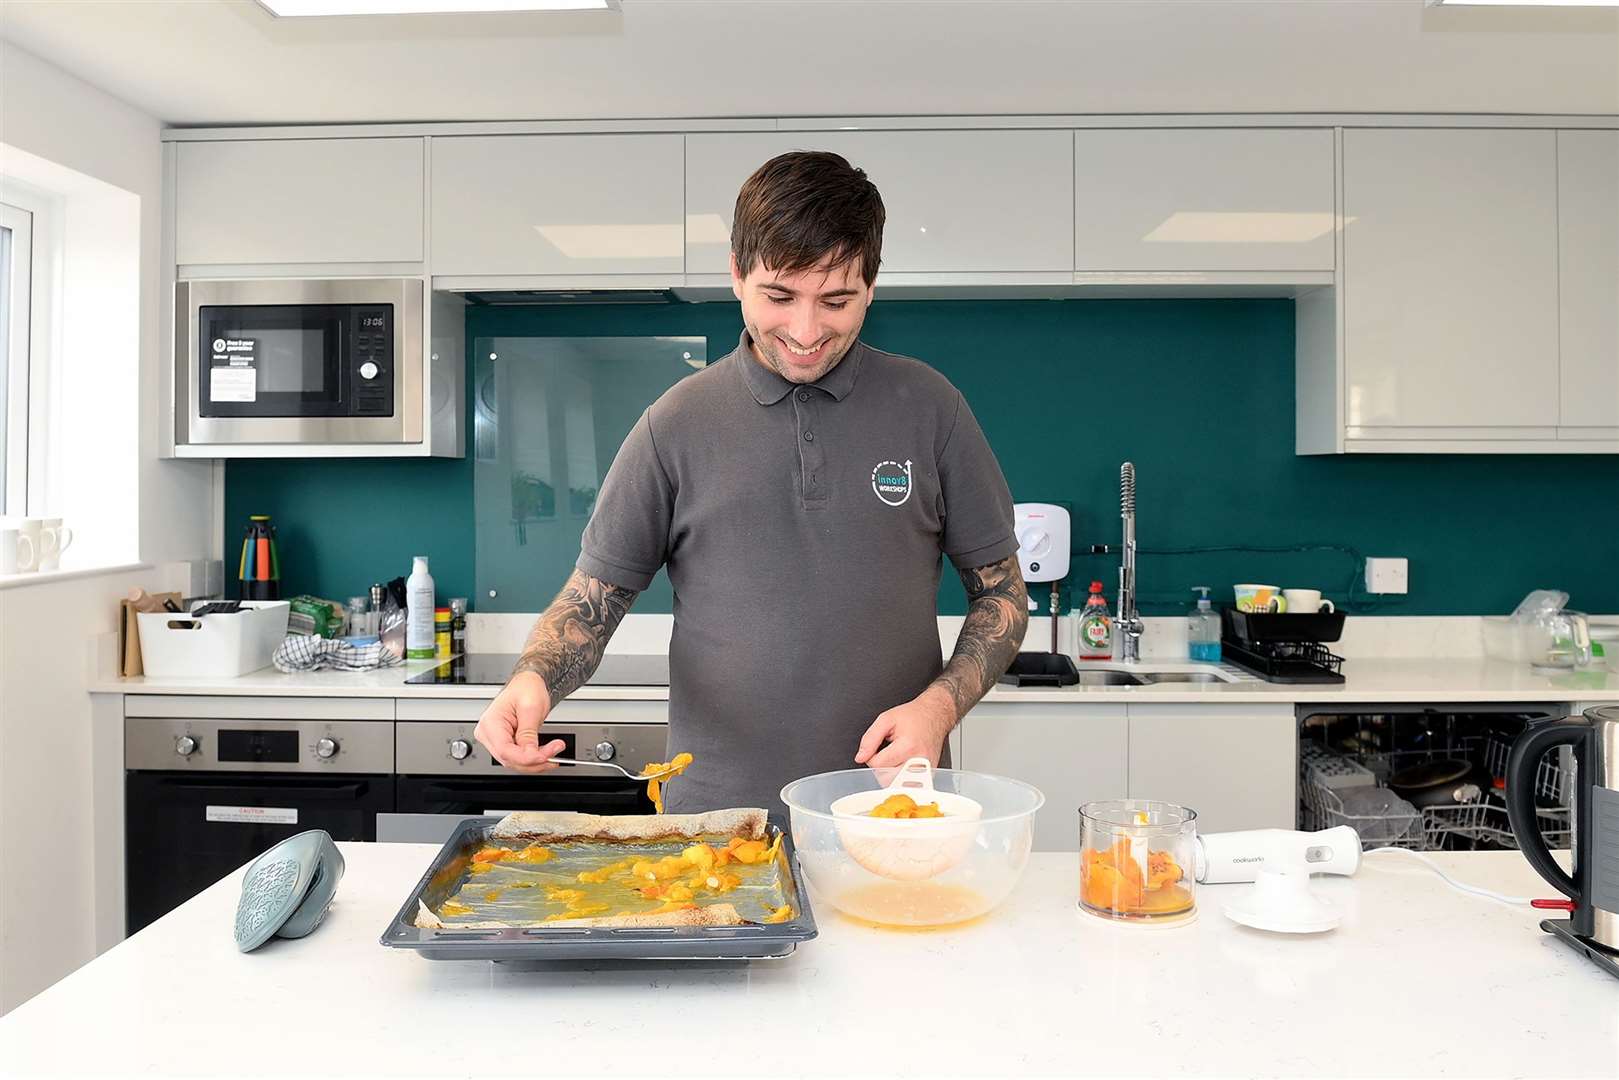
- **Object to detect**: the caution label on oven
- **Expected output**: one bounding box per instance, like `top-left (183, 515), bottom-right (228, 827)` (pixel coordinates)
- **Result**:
top-left (206, 805), bottom-right (298, 825)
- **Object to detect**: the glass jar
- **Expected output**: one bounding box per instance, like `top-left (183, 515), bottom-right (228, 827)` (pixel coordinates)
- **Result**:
top-left (1078, 799), bottom-right (1197, 922)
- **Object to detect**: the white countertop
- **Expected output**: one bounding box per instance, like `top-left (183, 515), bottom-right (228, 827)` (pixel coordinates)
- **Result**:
top-left (91, 656), bottom-right (1619, 705)
top-left (1, 843), bottom-right (1612, 1078)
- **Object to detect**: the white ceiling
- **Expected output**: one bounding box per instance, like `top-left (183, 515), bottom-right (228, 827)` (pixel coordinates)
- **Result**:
top-left (0, 0), bottom-right (1615, 128)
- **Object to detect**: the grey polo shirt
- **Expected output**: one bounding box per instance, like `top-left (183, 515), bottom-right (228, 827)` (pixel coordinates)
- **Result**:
top-left (577, 330), bottom-right (1017, 817)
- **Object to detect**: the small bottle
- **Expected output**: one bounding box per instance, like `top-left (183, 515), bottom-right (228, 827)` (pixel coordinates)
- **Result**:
top-left (346, 595), bottom-right (368, 637)
top-left (434, 606), bottom-right (453, 660)
top-left (1077, 581), bottom-right (1113, 660)
top-left (369, 583), bottom-right (385, 636)
top-left (405, 556), bottom-right (436, 659)
top-left (449, 597), bottom-right (468, 657)
top-left (1188, 586), bottom-right (1222, 663)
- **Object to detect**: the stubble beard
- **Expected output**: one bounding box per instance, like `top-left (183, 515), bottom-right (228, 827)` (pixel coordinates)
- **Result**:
top-left (744, 321), bottom-right (853, 386)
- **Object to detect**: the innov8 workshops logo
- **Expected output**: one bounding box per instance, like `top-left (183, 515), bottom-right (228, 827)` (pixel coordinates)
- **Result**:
top-left (871, 459), bottom-right (913, 507)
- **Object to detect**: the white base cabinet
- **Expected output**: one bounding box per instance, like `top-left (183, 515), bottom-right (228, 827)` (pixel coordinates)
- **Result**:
top-left (960, 704), bottom-right (1127, 852)
top-left (1125, 704), bottom-right (1297, 834)
top-left (958, 701), bottom-right (1297, 851)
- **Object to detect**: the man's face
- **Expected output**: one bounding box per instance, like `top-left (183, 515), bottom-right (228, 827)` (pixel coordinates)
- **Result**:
top-left (731, 252), bottom-right (875, 385)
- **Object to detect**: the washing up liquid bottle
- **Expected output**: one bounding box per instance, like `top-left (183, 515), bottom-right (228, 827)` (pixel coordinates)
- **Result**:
top-left (1188, 586), bottom-right (1221, 663)
top-left (1077, 581), bottom-right (1113, 660)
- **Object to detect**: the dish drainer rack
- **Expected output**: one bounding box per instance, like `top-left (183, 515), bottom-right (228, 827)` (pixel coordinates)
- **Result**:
top-left (1300, 733), bottom-right (1571, 852)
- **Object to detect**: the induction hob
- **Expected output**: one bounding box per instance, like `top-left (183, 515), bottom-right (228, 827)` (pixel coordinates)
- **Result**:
top-left (404, 653), bottom-right (669, 687)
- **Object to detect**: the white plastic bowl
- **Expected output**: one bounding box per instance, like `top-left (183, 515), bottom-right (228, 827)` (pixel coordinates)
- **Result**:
top-left (782, 765), bottom-right (1044, 928)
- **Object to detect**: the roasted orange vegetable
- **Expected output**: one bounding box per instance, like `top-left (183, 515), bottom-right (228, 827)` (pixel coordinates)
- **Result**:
top-left (868, 794), bottom-right (945, 819)
top-left (643, 752), bottom-right (694, 813)
top-left (1082, 840), bottom-right (1187, 916)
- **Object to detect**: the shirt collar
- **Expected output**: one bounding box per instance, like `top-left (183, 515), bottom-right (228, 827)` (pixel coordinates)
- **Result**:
top-left (735, 330), bottom-right (866, 406)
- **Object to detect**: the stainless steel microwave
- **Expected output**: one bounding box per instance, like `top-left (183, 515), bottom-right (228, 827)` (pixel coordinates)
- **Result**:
top-left (174, 278), bottom-right (430, 450)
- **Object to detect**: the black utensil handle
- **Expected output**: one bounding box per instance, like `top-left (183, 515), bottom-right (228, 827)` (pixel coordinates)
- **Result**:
top-left (1506, 717), bottom-right (1589, 902)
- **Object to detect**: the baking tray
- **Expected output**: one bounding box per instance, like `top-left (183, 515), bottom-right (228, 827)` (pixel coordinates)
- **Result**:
top-left (379, 816), bottom-right (818, 962)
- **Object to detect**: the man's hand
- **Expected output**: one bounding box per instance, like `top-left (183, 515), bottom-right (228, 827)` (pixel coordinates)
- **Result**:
top-left (474, 671), bottom-right (566, 773)
top-left (854, 686), bottom-right (958, 770)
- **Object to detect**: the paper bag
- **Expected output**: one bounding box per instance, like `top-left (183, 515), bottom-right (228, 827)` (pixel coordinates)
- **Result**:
top-left (120, 591), bottom-right (182, 677)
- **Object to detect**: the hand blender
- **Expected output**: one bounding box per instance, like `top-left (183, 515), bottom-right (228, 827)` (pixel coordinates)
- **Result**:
top-left (1194, 825), bottom-right (1362, 884)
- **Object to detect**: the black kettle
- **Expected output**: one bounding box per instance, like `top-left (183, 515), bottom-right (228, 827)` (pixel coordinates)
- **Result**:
top-left (1505, 706), bottom-right (1618, 960)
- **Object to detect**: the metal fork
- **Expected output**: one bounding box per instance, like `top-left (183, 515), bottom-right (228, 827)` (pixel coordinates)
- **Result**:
top-left (545, 757), bottom-right (682, 782)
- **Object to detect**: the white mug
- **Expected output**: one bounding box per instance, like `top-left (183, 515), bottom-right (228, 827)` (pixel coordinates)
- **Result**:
top-left (1, 518), bottom-right (42, 574)
top-left (1, 527), bottom-right (36, 574)
top-left (1283, 589), bottom-right (1335, 615)
top-left (38, 517), bottom-right (73, 572)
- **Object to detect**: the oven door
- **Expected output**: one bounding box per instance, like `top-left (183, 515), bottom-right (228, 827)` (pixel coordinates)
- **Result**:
top-left (177, 278), bottom-right (422, 447)
top-left (385, 774), bottom-right (654, 844)
top-left (124, 771), bottom-right (394, 935)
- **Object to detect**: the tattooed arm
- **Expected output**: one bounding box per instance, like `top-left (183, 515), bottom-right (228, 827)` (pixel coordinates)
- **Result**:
top-left (512, 568), bottom-right (640, 699)
top-left (854, 553), bottom-right (1028, 768)
top-left (929, 554), bottom-right (1029, 721)
top-left (473, 568), bottom-right (640, 772)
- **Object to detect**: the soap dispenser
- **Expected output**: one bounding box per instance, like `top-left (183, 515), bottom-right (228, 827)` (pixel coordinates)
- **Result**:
top-left (1188, 586), bottom-right (1221, 663)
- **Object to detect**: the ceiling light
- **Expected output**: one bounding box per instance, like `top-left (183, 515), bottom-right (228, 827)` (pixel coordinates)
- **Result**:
top-left (257, 0), bottom-right (615, 17)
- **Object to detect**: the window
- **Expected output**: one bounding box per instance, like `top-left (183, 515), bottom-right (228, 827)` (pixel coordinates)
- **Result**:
top-left (0, 200), bottom-right (33, 516)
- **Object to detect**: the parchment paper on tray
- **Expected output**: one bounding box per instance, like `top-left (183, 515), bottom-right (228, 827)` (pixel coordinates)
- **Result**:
top-left (413, 808), bottom-right (794, 931)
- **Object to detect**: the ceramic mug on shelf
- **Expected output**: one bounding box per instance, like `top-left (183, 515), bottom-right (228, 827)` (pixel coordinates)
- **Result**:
top-left (1283, 589), bottom-right (1335, 615)
top-left (1, 526), bottom-right (36, 574)
top-left (1, 518), bottom-right (43, 574)
top-left (1234, 584), bottom-right (1286, 613)
top-left (38, 517), bottom-right (73, 572)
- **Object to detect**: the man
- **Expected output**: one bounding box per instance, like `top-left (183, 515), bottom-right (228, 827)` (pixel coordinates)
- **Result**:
top-left (475, 151), bottom-right (1028, 815)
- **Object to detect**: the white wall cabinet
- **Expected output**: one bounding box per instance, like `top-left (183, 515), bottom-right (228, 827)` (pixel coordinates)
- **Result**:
top-left (1073, 129), bottom-right (1335, 273)
top-left (430, 134), bottom-right (684, 279)
top-left (1557, 130), bottom-right (1619, 433)
top-left (1126, 705), bottom-right (1296, 833)
top-left (960, 703), bottom-right (1126, 852)
top-left (1340, 128), bottom-right (1561, 433)
top-left (684, 131), bottom-right (1074, 279)
top-left (175, 138), bottom-right (425, 266)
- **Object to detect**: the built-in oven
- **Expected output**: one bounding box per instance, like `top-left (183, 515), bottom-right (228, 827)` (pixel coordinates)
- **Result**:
top-left (124, 716), bottom-right (394, 935)
top-left (382, 720), bottom-right (666, 845)
top-left (174, 277), bottom-right (425, 448)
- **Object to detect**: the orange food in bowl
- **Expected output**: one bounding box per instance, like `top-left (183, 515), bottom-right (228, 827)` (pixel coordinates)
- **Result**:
top-left (866, 793), bottom-right (946, 819)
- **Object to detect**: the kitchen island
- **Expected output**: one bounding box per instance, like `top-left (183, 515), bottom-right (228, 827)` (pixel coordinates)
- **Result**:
top-left (3, 844), bottom-right (1612, 1078)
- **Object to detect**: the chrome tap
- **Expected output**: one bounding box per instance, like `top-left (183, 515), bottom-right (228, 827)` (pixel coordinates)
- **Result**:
top-left (1116, 462), bottom-right (1144, 663)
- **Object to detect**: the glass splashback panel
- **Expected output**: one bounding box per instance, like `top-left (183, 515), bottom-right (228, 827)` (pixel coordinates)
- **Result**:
top-left (474, 335), bottom-right (706, 613)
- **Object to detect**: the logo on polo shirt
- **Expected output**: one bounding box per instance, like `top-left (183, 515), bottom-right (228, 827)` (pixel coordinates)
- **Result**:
top-left (871, 459), bottom-right (913, 507)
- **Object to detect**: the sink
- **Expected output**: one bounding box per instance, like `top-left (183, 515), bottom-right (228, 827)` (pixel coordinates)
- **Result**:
top-left (1138, 671), bottom-right (1230, 685)
top-left (1074, 670), bottom-right (1148, 687)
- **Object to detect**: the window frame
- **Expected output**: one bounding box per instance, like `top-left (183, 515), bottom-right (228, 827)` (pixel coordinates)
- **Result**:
top-left (0, 199), bottom-right (32, 516)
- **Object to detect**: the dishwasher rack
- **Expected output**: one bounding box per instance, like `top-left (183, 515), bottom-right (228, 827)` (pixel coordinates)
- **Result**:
top-left (1297, 706), bottom-right (1572, 853)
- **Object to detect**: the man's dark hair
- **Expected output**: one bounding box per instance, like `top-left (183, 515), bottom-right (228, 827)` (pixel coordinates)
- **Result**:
top-left (731, 151), bottom-right (885, 286)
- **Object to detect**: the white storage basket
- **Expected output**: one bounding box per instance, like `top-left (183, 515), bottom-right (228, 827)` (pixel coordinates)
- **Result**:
top-left (136, 601), bottom-right (290, 678)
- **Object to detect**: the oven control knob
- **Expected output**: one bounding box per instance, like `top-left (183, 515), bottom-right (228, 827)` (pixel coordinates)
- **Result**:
top-left (315, 736), bottom-right (339, 759)
top-left (359, 361), bottom-right (379, 380)
top-left (449, 739), bottom-right (472, 761)
top-left (175, 735), bottom-right (197, 757)
top-left (593, 741), bottom-right (616, 762)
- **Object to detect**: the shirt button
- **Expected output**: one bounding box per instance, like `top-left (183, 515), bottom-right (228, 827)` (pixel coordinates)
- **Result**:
top-left (797, 391), bottom-right (810, 402)
top-left (803, 431), bottom-right (814, 442)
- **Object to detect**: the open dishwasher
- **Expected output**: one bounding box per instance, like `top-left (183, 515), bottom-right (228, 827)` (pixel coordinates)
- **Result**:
top-left (1297, 704), bottom-right (1572, 852)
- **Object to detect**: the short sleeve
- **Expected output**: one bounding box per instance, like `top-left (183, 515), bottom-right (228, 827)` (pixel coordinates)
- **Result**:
top-left (576, 409), bottom-right (673, 591)
top-left (937, 392), bottom-right (1018, 570)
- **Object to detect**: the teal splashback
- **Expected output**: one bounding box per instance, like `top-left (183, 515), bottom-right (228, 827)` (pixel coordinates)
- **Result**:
top-left (224, 298), bottom-right (1619, 617)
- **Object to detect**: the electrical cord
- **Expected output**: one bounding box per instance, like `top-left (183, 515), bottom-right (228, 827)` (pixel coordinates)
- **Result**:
top-left (1361, 846), bottom-right (1533, 907)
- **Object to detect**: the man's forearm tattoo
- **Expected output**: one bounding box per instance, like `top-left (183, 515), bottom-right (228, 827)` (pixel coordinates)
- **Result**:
top-left (928, 554), bottom-right (1028, 724)
top-left (512, 568), bottom-right (639, 702)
